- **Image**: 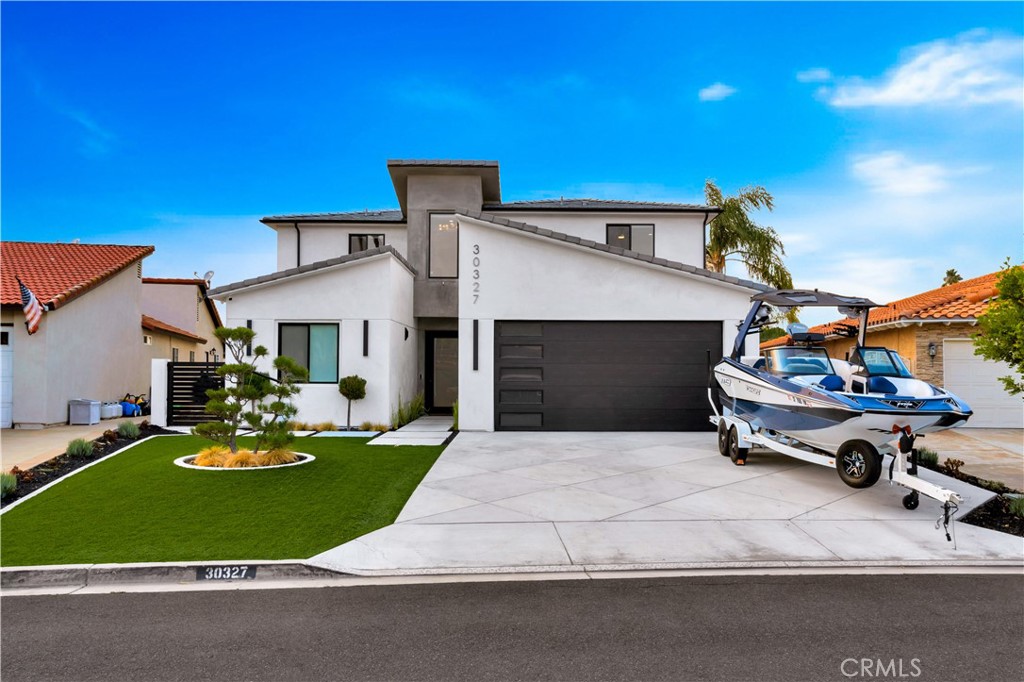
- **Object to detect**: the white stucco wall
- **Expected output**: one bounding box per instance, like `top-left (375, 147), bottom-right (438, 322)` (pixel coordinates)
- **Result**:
top-left (215, 253), bottom-right (415, 426)
top-left (455, 216), bottom-right (758, 431)
top-left (12, 263), bottom-right (150, 427)
top-left (485, 212), bottom-right (707, 267)
top-left (273, 222), bottom-right (409, 271)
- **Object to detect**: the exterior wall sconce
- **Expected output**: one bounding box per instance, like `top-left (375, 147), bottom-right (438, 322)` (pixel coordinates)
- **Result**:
top-left (928, 342), bottom-right (937, 364)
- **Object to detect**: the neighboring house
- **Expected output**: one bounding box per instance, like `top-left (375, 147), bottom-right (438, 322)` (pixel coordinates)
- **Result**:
top-left (761, 272), bottom-right (1020, 428)
top-left (141, 278), bottom-right (224, 363)
top-left (206, 159), bottom-right (768, 432)
top-left (0, 241), bottom-right (154, 428)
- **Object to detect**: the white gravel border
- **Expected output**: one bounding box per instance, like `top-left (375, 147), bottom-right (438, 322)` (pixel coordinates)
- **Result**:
top-left (173, 453), bottom-right (315, 471)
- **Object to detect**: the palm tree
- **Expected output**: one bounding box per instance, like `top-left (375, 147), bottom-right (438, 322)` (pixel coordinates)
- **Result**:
top-left (704, 180), bottom-right (793, 291)
top-left (942, 269), bottom-right (963, 286)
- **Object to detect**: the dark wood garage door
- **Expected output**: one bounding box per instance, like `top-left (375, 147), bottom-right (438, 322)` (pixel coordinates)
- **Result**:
top-left (494, 321), bottom-right (722, 431)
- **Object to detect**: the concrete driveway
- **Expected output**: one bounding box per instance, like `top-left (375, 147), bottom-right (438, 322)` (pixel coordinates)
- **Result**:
top-left (310, 432), bottom-right (1024, 575)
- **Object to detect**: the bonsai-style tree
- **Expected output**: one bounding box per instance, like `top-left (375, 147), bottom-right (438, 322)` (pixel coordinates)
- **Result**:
top-left (338, 375), bottom-right (367, 431)
top-left (193, 327), bottom-right (308, 453)
top-left (974, 260), bottom-right (1024, 395)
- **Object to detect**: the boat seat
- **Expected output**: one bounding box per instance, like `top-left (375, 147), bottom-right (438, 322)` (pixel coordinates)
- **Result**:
top-left (831, 360), bottom-right (855, 391)
top-left (866, 376), bottom-right (899, 395)
top-left (816, 374), bottom-right (845, 392)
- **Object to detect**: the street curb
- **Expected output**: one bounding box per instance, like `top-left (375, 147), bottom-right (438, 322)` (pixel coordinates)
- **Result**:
top-left (1, 560), bottom-right (345, 590)
top-left (4, 558), bottom-right (1021, 591)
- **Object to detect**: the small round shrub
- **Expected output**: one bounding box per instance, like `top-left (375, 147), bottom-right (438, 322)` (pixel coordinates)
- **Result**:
top-left (1, 472), bottom-right (16, 499)
top-left (193, 445), bottom-right (230, 467)
top-left (117, 420), bottom-right (141, 440)
top-left (261, 449), bottom-right (299, 466)
top-left (66, 438), bottom-right (94, 458)
top-left (223, 450), bottom-right (260, 468)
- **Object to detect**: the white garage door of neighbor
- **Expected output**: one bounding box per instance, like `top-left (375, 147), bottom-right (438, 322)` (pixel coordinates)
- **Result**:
top-left (1, 329), bottom-right (12, 429)
top-left (943, 339), bottom-right (1022, 429)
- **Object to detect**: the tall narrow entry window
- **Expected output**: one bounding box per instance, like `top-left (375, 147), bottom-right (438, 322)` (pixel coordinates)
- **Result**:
top-left (429, 214), bottom-right (458, 278)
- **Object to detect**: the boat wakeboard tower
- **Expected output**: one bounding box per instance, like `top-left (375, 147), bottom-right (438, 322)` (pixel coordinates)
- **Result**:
top-left (709, 289), bottom-right (973, 540)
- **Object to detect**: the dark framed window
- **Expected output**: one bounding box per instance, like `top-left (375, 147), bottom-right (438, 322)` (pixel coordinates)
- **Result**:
top-left (606, 224), bottom-right (655, 257)
top-left (349, 234), bottom-right (385, 254)
top-left (189, 350), bottom-right (195, 362)
top-left (429, 213), bottom-right (458, 278)
top-left (172, 348), bottom-right (179, 361)
top-left (278, 323), bottom-right (339, 383)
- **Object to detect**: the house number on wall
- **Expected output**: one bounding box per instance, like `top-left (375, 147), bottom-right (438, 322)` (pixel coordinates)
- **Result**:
top-left (472, 244), bottom-right (481, 304)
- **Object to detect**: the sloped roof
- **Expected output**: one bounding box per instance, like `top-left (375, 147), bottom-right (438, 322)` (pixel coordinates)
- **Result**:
top-left (386, 159), bottom-right (499, 168)
top-left (1, 241), bottom-right (154, 309)
top-left (207, 245), bottom-right (415, 298)
top-left (459, 211), bottom-right (770, 292)
top-left (484, 198), bottom-right (718, 213)
top-left (761, 271), bottom-right (1003, 349)
top-left (141, 314), bottom-right (208, 344)
top-left (261, 209), bottom-right (405, 223)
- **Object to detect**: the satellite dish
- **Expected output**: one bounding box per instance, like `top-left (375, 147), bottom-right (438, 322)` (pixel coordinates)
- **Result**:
top-left (203, 270), bottom-right (214, 284)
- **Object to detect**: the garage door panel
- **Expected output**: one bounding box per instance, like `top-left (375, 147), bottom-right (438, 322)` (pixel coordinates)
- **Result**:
top-left (495, 320), bottom-right (721, 431)
top-left (943, 339), bottom-right (1022, 428)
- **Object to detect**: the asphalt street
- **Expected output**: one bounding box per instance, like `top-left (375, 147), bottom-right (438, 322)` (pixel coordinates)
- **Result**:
top-left (2, 574), bottom-right (1021, 682)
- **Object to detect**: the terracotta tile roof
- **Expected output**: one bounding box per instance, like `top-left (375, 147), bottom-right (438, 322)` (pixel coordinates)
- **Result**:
top-left (2, 241), bottom-right (153, 309)
top-left (141, 315), bottom-right (208, 344)
top-left (760, 271), bottom-right (1006, 350)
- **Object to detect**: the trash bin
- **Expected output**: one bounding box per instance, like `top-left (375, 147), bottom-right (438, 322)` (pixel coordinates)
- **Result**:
top-left (69, 399), bottom-right (101, 425)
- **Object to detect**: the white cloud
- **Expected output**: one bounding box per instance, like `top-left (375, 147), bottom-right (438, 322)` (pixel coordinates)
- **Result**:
top-left (698, 82), bottom-right (737, 102)
top-left (796, 67), bottom-right (832, 83)
top-left (850, 151), bottom-right (952, 196)
top-left (826, 31), bottom-right (1024, 108)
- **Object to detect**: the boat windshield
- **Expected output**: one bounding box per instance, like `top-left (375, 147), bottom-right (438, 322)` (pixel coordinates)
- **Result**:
top-left (764, 347), bottom-right (835, 376)
top-left (850, 347), bottom-right (913, 378)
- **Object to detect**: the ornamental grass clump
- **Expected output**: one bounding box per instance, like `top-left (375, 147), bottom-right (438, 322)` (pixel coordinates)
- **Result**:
top-left (261, 449), bottom-right (299, 466)
top-left (192, 445), bottom-right (230, 468)
top-left (1, 473), bottom-right (16, 499)
top-left (66, 438), bottom-right (94, 459)
top-left (117, 421), bottom-right (141, 440)
top-left (1009, 496), bottom-right (1024, 519)
top-left (223, 450), bottom-right (260, 468)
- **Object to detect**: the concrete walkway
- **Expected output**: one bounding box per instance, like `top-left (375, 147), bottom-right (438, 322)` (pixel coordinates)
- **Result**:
top-left (310, 432), bottom-right (1024, 575)
top-left (1, 416), bottom-right (148, 472)
top-left (369, 415), bottom-right (453, 447)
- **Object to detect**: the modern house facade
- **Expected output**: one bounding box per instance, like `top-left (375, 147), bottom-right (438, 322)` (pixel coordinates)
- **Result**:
top-left (761, 271), bottom-right (1021, 428)
top-left (208, 159), bottom-right (768, 432)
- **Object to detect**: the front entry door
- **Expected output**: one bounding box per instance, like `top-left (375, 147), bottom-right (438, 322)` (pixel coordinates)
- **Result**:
top-left (426, 332), bottom-right (458, 414)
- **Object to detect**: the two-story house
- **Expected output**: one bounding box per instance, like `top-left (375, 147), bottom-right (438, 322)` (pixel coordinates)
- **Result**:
top-left (207, 159), bottom-right (768, 432)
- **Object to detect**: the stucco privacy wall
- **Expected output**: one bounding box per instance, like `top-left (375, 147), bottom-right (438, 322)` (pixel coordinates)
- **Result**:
top-left (13, 264), bottom-right (149, 427)
top-left (486, 212), bottom-right (706, 266)
top-left (455, 216), bottom-right (759, 431)
top-left (274, 223), bottom-right (409, 271)
top-left (216, 254), bottom-right (415, 426)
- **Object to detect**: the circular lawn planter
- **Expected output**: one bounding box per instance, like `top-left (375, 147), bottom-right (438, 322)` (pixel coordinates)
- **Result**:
top-left (174, 453), bottom-right (315, 471)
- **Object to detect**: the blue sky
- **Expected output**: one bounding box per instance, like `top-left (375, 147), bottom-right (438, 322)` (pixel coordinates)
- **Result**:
top-left (3, 2), bottom-right (1022, 324)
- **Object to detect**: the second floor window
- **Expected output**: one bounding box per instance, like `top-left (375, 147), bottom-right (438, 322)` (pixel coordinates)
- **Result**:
top-left (429, 214), bottom-right (458, 278)
top-left (606, 224), bottom-right (655, 257)
top-left (349, 234), bottom-right (385, 254)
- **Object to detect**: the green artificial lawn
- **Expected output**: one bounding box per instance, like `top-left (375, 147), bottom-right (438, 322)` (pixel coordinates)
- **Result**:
top-left (0, 435), bottom-right (445, 566)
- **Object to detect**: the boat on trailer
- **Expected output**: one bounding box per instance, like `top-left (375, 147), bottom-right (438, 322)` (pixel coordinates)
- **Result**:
top-left (709, 289), bottom-right (972, 535)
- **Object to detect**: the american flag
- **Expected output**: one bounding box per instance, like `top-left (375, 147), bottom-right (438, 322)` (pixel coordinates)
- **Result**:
top-left (17, 277), bottom-right (46, 335)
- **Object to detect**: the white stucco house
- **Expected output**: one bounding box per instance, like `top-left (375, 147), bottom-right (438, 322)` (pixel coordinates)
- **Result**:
top-left (206, 159), bottom-right (768, 432)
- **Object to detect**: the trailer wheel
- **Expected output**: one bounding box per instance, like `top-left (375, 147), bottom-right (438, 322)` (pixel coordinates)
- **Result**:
top-left (717, 421), bottom-right (730, 456)
top-left (835, 440), bottom-right (882, 488)
top-left (728, 427), bottom-right (748, 465)
top-left (902, 492), bottom-right (919, 510)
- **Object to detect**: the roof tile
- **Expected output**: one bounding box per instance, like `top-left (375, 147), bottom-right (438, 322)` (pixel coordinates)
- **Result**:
top-left (2, 241), bottom-right (154, 309)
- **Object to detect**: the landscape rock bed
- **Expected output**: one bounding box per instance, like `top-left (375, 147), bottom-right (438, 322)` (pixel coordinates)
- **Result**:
top-left (1, 423), bottom-right (178, 509)
top-left (961, 495), bottom-right (1024, 537)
